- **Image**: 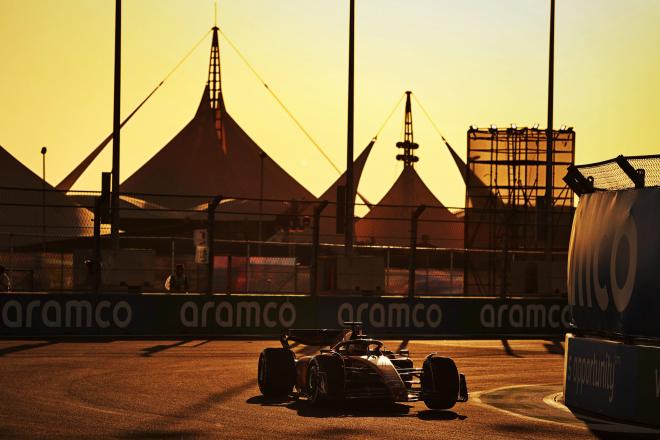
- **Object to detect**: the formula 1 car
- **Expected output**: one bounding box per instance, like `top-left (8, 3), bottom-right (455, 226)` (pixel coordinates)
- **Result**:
top-left (257, 322), bottom-right (468, 409)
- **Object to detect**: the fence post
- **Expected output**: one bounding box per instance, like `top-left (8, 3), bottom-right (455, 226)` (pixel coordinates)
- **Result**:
top-left (425, 251), bottom-right (429, 294)
top-left (60, 252), bottom-right (64, 291)
top-left (227, 255), bottom-right (232, 295)
top-left (246, 242), bottom-right (251, 293)
top-left (408, 205), bottom-right (426, 299)
top-left (385, 247), bottom-right (390, 292)
top-left (207, 196), bottom-right (222, 295)
top-left (9, 234), bottom-right (13, 291)
top-left (449, 250), bottom-right (454, 294)
top-left (310, 200), bottom-right (328, 296)
top-left (170, 238), bottom-right (175, 279)
top-left (93, 197), bottom-right (102, 294)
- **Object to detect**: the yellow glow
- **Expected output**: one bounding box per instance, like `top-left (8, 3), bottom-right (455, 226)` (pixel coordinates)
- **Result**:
top-left (0, 0), bottom-right (658, 209)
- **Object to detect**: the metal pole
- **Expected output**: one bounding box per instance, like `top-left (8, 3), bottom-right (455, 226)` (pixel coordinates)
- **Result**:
top-left (408, 205), bottom-right (426, 298)
top-left (93, 197), bottom-right (102, 294)
top-left (207, 196), bottom-right (222, 295)
top-left (41, 147), bottom-right (47, 252)
top-left (385, 248), bottom-right (390, 292)
top-left (246, 242), bottom-right (250, 293)
top-left (310, 200), bottom-right (328, 296)
top-left (111, 0), bottom-right (122, 250)
top-left (449, 250), bottom-right (454, 294)
top-left (545, 0), bottom-right (555, 264)
top-left (344, 0), bottom-right (355, 256)
top-left (170, 238), bottom-right (175, 277)
top-left (258, 152), bottom-right (265, 256)
top-left (9, 234), bottom-right (13, 291)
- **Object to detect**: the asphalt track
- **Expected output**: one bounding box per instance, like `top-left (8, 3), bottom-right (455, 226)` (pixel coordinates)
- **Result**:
top-left (0, 339), bottom-right (656, 439)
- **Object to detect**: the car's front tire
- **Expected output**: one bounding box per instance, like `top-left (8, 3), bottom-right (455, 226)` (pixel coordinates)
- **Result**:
top-left (257, 348), bottom-right (296, 397)
top-left (307, 355), bottom-right (343, 405)
top-left (421, 355), bottom-right (459, 410)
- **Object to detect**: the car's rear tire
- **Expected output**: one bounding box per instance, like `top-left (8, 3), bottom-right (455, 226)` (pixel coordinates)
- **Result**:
top-left (421, 355), bottom-right (459, 410)
top-left (307, 355), bottom-right (343, 405)
top-left (258, 348), bottom-right (296, 397)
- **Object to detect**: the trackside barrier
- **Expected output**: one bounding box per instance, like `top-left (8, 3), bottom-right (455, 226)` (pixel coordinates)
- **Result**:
top-left (568, 188), bottom-right (660, 339)
top-left (0, 293), bottom-right (569, 338)
top-left (564, 334), bottom-right (660, 428)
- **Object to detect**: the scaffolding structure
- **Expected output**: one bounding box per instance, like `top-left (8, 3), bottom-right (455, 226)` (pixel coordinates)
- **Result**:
top-left (464, 126), bottom-right (575, 296)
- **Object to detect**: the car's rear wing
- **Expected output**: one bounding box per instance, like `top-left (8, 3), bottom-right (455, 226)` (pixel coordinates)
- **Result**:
top-left (280, 328), bottom-right (349, 349)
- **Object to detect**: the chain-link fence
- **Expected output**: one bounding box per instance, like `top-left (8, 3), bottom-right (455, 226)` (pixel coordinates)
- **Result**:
top-left (0, 186), bottom-right (570, 297)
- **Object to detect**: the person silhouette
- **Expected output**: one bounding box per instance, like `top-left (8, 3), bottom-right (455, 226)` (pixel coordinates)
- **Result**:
top-left (165, 264), bottom-right (189, 293)
top-left (0, 265), bottom-right (11, 292)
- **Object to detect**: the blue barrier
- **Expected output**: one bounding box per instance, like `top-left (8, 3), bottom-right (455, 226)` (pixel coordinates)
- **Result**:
top-left (568, 188), bottom-right (660, 339)
top-left (564, 334), bottom-right (660, 427)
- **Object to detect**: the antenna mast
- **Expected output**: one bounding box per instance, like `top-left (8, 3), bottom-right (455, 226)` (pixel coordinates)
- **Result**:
top-left (208, 24), bottom-right (225, 146)
top-left (396, 91), bottom-right (419, 167)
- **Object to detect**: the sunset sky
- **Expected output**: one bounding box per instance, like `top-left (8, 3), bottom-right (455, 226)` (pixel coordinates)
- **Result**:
top-left (0, 0), bottom-right (658, 208)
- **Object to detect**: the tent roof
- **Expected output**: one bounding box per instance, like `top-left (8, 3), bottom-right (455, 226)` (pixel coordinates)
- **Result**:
top-left (0, 145), bottom-right (94, 247)
top-left (269, 139), bottom-right (375, 244)
top-left (355, 166), bottom-right (463, 248)
top-left (121, 86), bottom-right (314, 209)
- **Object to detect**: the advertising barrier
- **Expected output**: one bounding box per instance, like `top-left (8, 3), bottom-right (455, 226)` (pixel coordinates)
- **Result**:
top-left (317, 297), bottom-right (570, 337)
top-left (564, 334), bottom-right (660, 427)
top-left (0, 294), bottom-right (315, 337)
top-left (568, 188), bottom-right (660, 339)
top-left (0, 293), bottom-right (569, 338)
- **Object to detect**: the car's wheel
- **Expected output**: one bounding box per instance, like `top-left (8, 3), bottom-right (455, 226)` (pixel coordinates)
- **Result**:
top-left (421, 355), bottom-right (459, 410)
top-left (307, 355), bottom-right (343, 405)
top-left (257, 348), bottom-right (296, 397)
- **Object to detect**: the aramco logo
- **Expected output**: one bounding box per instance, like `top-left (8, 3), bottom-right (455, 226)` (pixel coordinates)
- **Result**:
top-left (180, 300), bottom-right (297, 328)
top-left (336, 302), bottom-right (442, 329)
top-left (1, 299), bottom-right (132, 329)
top-left (568, 197), bottom-right (638, 313)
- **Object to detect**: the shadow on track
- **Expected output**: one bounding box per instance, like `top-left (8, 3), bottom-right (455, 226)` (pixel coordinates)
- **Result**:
top-left (0, 340), bottom-right (58, 356)
top-left (140, 339), bottom-right (193, 357)
top-left (246, 395), bottom-right (466, 421)
top-left (500, 339), bottom-right (522, 358)
top-left (543, 340), bottom-right (564, 354)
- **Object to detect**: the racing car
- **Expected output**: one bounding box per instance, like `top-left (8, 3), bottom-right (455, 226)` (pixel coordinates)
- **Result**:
top-left (257, 322), bottom-right (468, 409)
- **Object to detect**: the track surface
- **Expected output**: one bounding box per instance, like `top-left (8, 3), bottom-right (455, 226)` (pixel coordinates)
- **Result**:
top-left (0, 339), bottom-right (645, 439)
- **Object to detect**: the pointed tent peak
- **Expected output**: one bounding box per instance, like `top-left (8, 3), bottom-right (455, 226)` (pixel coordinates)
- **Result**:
top-left (0, 145), bottom-right (95, 246)
top-left (207, 25), bottom-right (225, 149)
top-left (445, 134), bottom-right (503, 209)
top-left (396, 91), bottom-right (419, 168)
top-left (317, 139), bottom-right (375, 204)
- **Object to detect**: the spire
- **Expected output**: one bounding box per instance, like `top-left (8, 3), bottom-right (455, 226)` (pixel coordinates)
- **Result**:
top-left (395, 91), bottom-right (419, 168)
top-left (208, 26), bottom-right (225, 149)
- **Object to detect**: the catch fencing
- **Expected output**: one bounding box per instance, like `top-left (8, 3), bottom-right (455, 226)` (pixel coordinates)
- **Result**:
top-left (0, 186), bottom-right (569, 297)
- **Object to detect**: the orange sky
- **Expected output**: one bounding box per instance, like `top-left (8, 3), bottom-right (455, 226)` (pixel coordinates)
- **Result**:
top-left (0, 0), bottom-right (658, 209)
